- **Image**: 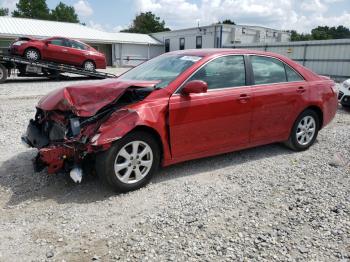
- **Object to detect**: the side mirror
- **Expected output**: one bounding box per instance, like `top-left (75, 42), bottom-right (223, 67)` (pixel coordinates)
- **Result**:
top-left (44, 41), bottom-right (49, 46)
top-left (181, 80), bottom-right (208, 95)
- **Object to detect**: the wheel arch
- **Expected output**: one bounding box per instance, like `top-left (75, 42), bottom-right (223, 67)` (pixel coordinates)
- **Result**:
top-left (92, 109), bottom-right (171, 166)
top-left (83, 59), bottom-right (96, 68)
top-left (304, 105), bottom-right (323, 130)
top-left (24, 47), bottom-right (41, 58)
top-left (128, 125), bottom-right (164, 162)
top-left (288, 105), bottom-right (324, 138)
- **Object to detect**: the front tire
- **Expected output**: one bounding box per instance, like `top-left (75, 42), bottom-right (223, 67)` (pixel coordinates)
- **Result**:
top-left (285, 109), bottom-right (319, 151)
top-left (95, 131), bottom-right (160, 192)
top-left (83, 60), bottom-right (96, 71)
top-left (24, 48), bottom-right (40, 61)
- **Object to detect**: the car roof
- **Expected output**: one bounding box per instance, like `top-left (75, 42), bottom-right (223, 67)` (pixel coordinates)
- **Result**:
top-left (169, 48), bottom-right (286, 59)
top-left (45, 36), bottom-right (86, 44)
top-left (167, 48), bottom-right (319, 81)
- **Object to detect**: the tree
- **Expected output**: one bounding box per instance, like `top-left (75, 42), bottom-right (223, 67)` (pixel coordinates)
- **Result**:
top-left (289, 30), bottom-right (312, 41)
top-left (12, 0), bottom-right (50, 20)
top-left (290, 25), bottom-right (350, 41)
top-left (121, 11), bottom-right (170, 33)
top-left (311, 26), bottom-right (332, 40)
top-left (328, 25), bottom-right (350, 39)
top-left (221, 19), bottom-right (235, 25)
top-left (51, 2), bottom-right (79, 23)
top-left (0, 8), bottom-right (9, 16)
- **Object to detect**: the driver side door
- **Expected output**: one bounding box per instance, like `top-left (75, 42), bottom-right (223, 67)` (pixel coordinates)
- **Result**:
top-left (169, 55), bottom-right (253, 161)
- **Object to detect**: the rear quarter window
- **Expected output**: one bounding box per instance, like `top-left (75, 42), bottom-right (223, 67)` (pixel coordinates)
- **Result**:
top-left (285, 65), bottom-right (304, 82)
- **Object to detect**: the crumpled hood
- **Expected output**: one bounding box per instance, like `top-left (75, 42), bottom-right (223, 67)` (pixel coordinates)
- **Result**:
top-left (37, 79), bottom-right (159, 117)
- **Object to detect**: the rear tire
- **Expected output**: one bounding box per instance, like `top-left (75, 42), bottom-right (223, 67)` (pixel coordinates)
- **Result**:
top-left (83, 60), bottom-right (96, 71)
top-left (285, 109), bottom-right (319, 151)
top-left (95, 131), bottom-right (160, 192)
top-left (24, 48), bottom-right (40, 61)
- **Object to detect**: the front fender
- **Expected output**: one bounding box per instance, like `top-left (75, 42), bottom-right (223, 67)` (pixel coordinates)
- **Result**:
top-left (90, 100), bottom-right (172, 166)
top-left (93, 109), bottom-right (140, 146)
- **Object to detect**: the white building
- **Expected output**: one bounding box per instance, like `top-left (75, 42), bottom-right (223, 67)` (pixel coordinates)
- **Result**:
top-left (152, 24), bottom-right (291, 52)
top-left (0, 16), bottom-right (164, 67)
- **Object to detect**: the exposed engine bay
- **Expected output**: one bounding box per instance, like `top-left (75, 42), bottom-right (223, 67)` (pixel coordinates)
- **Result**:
top-left (22, 84), bottom-right (156, 182)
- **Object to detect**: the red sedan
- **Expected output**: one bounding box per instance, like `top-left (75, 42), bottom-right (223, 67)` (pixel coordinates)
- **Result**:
top-left (22, 49), bottom-right (338, 192)
top-left (10, 36), bottom-right (106, 70)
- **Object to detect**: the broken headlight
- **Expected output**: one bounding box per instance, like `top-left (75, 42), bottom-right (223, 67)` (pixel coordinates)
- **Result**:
top-left (66, 117), bottom-right (81, 138)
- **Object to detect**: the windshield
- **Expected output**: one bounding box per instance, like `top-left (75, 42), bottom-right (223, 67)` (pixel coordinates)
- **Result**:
top-left (118, 54), bottom-right (203, 88)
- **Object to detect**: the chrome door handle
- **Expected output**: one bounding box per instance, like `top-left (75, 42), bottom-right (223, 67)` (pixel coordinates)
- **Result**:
top-left (62, 49), bottom-right (68, 52)
top-left (238, 94), bottom-right (250, 103)
top-left (297, 86), bottom-right (306, 93)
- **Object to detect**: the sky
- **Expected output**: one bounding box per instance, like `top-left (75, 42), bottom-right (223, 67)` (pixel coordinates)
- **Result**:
top-left (1, 0), bottom-right (350, 33)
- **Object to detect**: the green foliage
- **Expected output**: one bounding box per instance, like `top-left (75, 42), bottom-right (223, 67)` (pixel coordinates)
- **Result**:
top-left (327, 25), bottom-right (350, 39)
top-left (311, 26), bottom-right (332, 40)
top-left (289, 30), bottom-right (313, 41)
top-left (51, 2), bottom-right (79, 23)
top-left (0, 8), bottom-right (9, 16)
top-left (121, 11), bottom-right (170, 33)
top-left (12, 0), bottom-right (79, 23)
top-left (290, 26), bottom-right (350, 41)
top-left (221, 19), bottom-right (236, 25)
top-left (12, 0), bottom-right (51, 20)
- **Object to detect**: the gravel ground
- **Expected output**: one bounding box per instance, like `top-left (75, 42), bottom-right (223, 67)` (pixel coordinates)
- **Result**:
top-left (0, 76), bottom-right (349, 261)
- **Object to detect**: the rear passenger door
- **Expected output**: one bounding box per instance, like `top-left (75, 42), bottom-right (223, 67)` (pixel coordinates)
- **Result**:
top-left (43, 38), bottom-right (71, 63)
top-left (65, 40), bottom-right (87, 66)
top-left (249, 55), bottom-right (308, 144)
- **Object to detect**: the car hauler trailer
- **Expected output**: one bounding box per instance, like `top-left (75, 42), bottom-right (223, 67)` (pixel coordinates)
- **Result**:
top-left (0, 54), bottom-right (116, 83)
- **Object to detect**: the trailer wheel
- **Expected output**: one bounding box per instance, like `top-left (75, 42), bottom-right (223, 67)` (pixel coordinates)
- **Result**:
top-left (0, 64), bottom-right (8, 83)
top-left (24, 48), bottom-right (41, 61)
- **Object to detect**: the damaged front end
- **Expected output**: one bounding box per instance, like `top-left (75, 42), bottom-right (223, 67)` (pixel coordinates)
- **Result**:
top-left (22, 108), bottom-right (98, 175)
top-left (22, 80), bottom-right (157, 181)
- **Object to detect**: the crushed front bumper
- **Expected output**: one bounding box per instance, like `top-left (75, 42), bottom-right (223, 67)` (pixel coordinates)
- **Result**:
top-left (35, 146), bottom-right (76, 173)
top-left (22, 119), bottom-right (79, 174)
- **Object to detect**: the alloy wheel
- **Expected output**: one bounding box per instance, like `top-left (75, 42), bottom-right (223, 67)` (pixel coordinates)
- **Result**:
top-left (114, 141), bottom-right (153, 184)
top-left (84, 61), bottom-right (95, 71)
top-left (26, 50), bottom-right (39, 60)
top-left (296, 115), bottom-right (316, 146)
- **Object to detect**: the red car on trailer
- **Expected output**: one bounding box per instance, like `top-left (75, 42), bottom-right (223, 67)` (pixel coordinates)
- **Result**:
top-left (10, 36), bottom-right (106, 71)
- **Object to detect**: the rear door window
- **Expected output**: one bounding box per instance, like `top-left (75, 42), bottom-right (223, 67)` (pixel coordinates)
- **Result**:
top-left (49, 39), bottom-right (66, 47)
top-left (251, 56), bottom-right (287, 84)
top-left (188, 55), bottom-right (246, 89)
top-left (69, 40), bottom-right (87, 50)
